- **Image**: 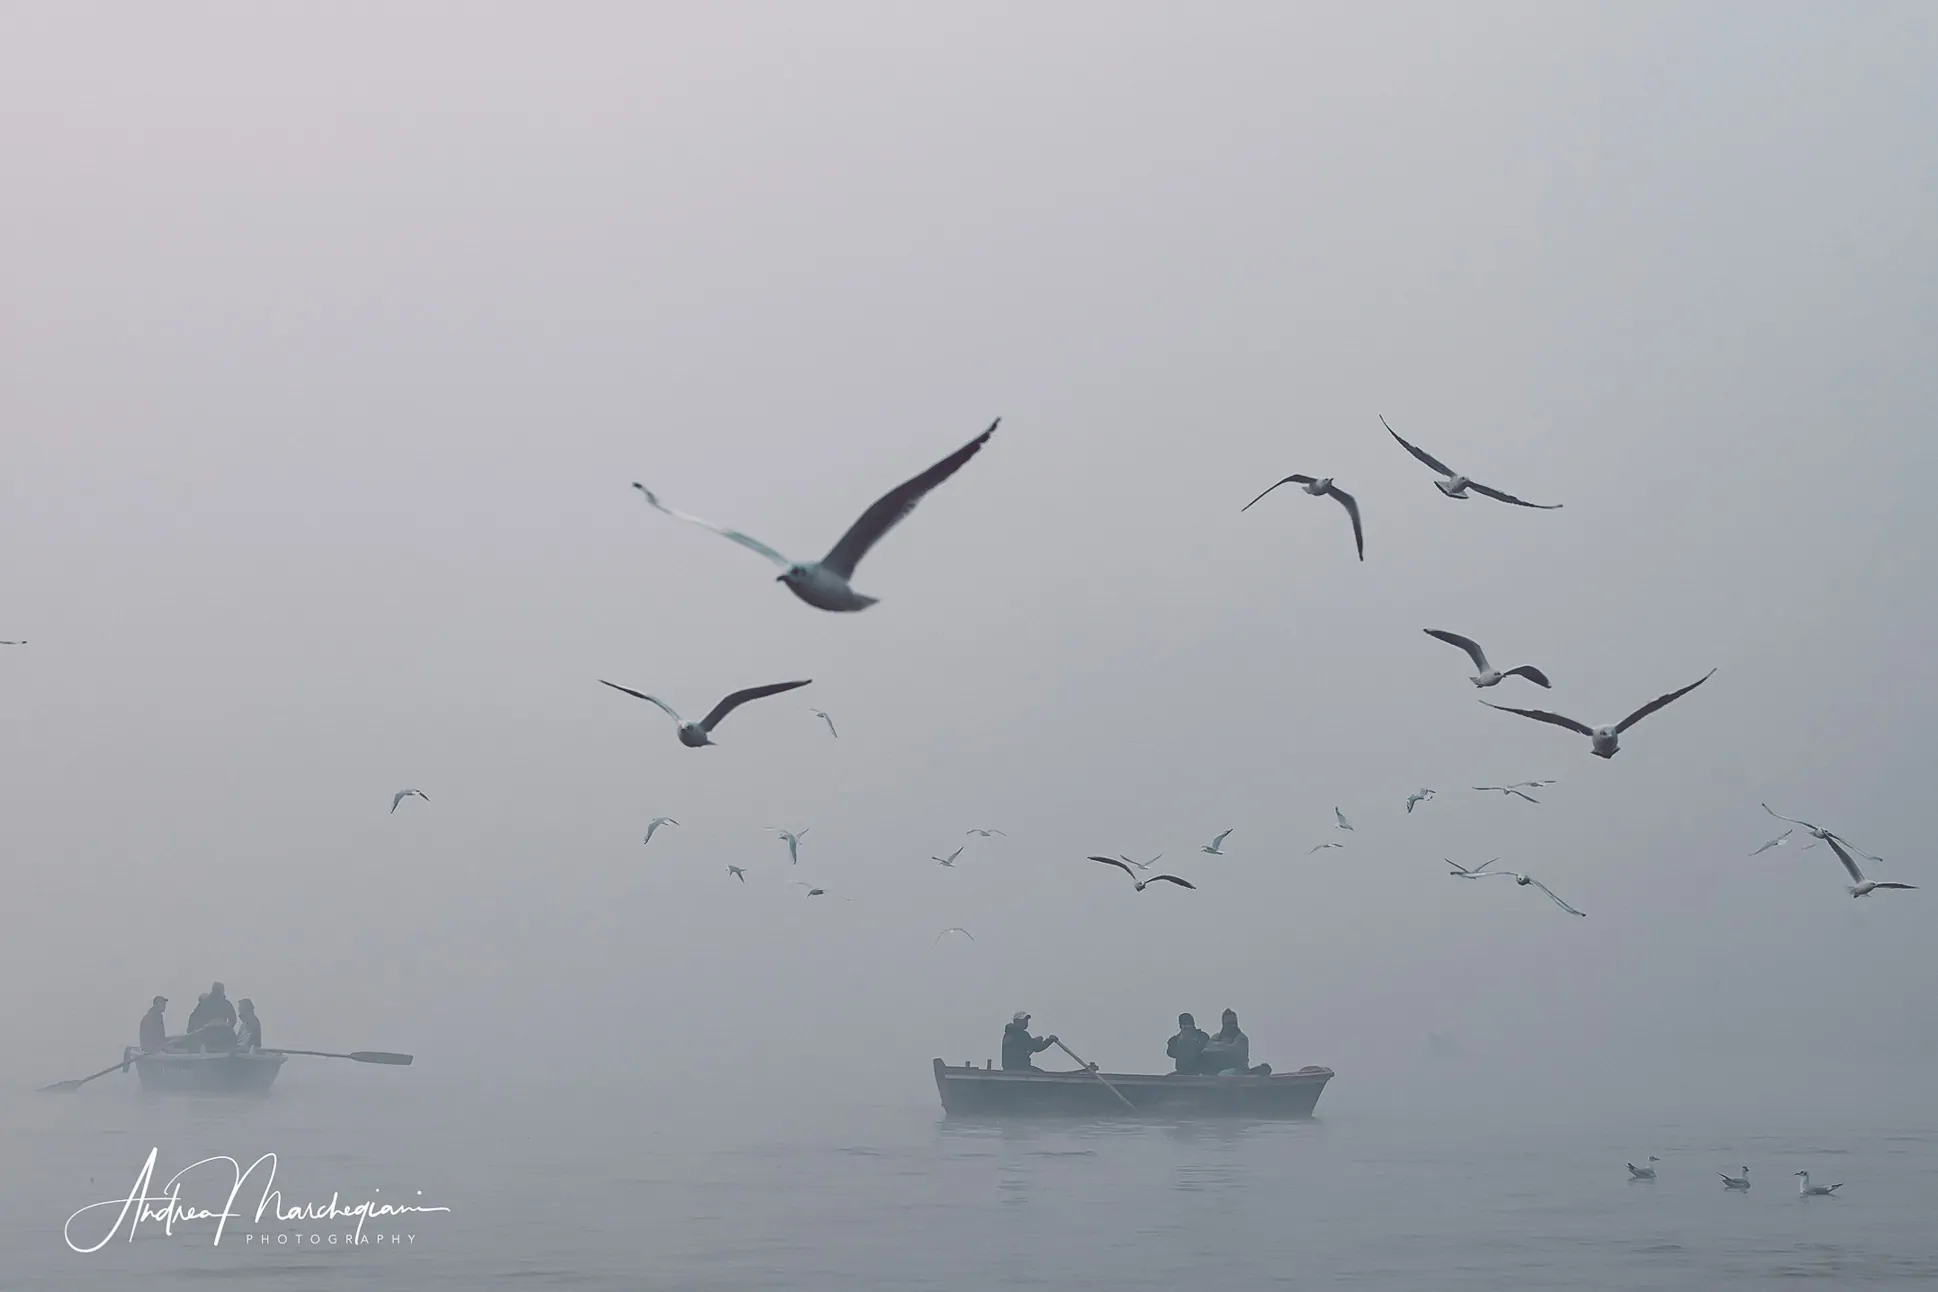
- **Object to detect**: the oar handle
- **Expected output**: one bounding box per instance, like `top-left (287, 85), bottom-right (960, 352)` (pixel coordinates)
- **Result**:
top-left (1051, 1039), bottom-right (1136, 1111)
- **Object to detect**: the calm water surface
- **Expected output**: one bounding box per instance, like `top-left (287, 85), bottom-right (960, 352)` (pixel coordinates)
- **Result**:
top-left (4, 1062), bottom-right (1934, 1289)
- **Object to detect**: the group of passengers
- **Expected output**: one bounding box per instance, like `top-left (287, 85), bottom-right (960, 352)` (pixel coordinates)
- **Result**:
top-left (999, 1008), bottom-right (1267, 1076)
top-left (138, 981), bottom-right (264, 1053)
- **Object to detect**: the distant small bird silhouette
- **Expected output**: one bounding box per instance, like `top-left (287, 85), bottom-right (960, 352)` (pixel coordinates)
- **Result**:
top-left (1794, 1171), bottom-right (1841, 1197)
top-left (1628, 1157), bottom-right (1660, 1180)
top-left (1200, 829), bottom-right (1233, 855)
top-left (812, 708), bottom-right (838, 738)
top-left (390, 789), bottom-right (429, 814)
top-left (726, 865), bottom-right (745, 883)
top-left (1749, 828), bottom-right (1792, 856)
top-left (642, 816), bottom-right (678, 844)
top-left (1445, 858), bottom-right (1500, 879)
top-left (1405, 789), bottom-right (1436, 813)
top-left (1334, 808), bottom-right (1353, 831)
top-left (770, 828), bottom-right (809, 864)
top-left (935, 927), bottom-right (975, 943)
top-left (933, 847), bottom-right (964, 868)
top-left (1310, 841), bottom-right (1345, 853)
top-left (965, 828), bottom-right (1006, 837)
top-left (1720, 1166), bottom-right (1751, 1191)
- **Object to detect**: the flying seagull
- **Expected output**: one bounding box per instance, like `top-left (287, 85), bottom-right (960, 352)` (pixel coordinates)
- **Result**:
top-left (726, 865), bottom-right (745, 883)
top-left (935, 927), bottom-right (975, 943)
top-left (933, 847), bottom-right (964, 868)
top-left (390, 789), bottom-right (429, 814)
top-left (1761, 804), bottom-right (1884, 863)
top-left (1475, 869), bottom-right (1587, 916)
top-left (1445, 857), bottom-right (1500, 879)
top-left (1628, 1157), bottom-right (1660, 1180)
top-left (0, 640), bottom-right (23, 646)
top-left (1423, 629), bottom-right (1552, 689)
top-left (1406, 789), bottom-right (1436, 813)
top-left (599, 678), bottom-right (812, 747)
top-left (1310, 841), bottom-right (1345, 853)
top-left (1118, 853), bottom-right (1161, 871)
top-left (770, 828), bottom-right (809, 864)
top-left (1482, 669), bottom-right (1716, 759)
top-left (1334, 808), bottom-right (1354, 831)
top-left (1822, 834), bottom-right (1916, 898)
top-left (792, 882), bottom-right (829, 897)
top-left (1200, 829), bottom-right (1233, 855)
top-left (642, 816), bottom-right (679, 844)
top-left (1794, 1172), bottom-right (1842, 1197)
top-left (1720, 1167), bottom-right (1751, 1191)
top-left (965, 828), bottom-right (1006, 837)
top-left (1240, 475), bottom-right (1364, 561)
top-left (1088, 856), bottom-right (1197, 892)
top-left (1380, 416), bottom-right (1563, 508)
top-left (1475, 784), bottom-right (1544, 803)
top-left (811, 708), bottom-right (838, 738)
top-left (633, 419), bottom-right (999, 612)
top-left (1749, 828), bottom-right (1792, 856)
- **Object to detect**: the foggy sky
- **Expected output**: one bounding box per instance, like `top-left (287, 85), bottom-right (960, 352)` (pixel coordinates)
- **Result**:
top-left (2, 2), bottom-right (1934, 1100)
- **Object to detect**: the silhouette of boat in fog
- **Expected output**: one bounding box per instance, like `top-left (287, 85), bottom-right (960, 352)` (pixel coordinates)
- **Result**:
top-left (932, 1058), bottom-right (1333, 1118)
top-left (123, 1048), bottom-right (286, 1094)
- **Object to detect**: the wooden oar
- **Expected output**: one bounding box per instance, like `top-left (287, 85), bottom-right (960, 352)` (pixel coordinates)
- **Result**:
top-left (1051, 1038), bottom-right (1136, 1111)
top-left (39, 1024), bottom-right (227, 1092)
top-left (263, 1049), bottom-right (413, 1065)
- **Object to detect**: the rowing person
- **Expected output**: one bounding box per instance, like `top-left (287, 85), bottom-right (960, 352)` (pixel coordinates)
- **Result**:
top-left (139, 996), bottom-right (169, 1052)
top-left (1001, 1011), bottom-right (1058, 1071)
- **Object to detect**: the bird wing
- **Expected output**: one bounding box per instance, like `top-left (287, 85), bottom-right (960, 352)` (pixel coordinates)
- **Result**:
top-left (390, 791), bottom-right (406, 813)
top-left (1088, 855), bottom-right (1137, 879)
top-left (1480, 701), bottom-right (1595, 737)
top-left (1466, 479), bottom-right (1563, 509)
top-left (819, 420), bottom-right (998, 579)
top-left (1749, 829), bottom-right (1791, 855)
top-left (1239, 475), bottom-right (1317, 512)
top-left (1873, 883), bottom-right (1917, 890)
top-left (1117, 854), bottom-right (1153, 870)
top-left (1823, 835), bottom-right (1867, 884)
top-left (1210, 829), bottom-right (1233, 849)
top-left (598, 679), bottom-right (684, 723)
top-left (632, 484), bottom-right (792, 568)
top-left (1424, 629), bottom-right (1491, 673)
top-left (1502, 665), bottom-right (1552, 688)
top-left (946, 847), bottom-right (964, 862)
top-left (1326, 486), bottom-right (1365, 560)
top-left (1335, 808), bottom-right (1352, 829)
top-left (699, 679), bottom-right (814, 732)
top-left (1613, 669), bottom-right (1716, 734)
top-left (1509, 790), bottom-right (1541, 802)
top-left (1761, 803), bottom-right (1819, 832)
top-left (1147, 874), bottom-right (1197, 889)
top-left (1379, 416), bottom-right (1457, 476)
top-left (816, 710), bottom-right (839, 736)
top-left (1523, 877), bottom-right (1587, 916)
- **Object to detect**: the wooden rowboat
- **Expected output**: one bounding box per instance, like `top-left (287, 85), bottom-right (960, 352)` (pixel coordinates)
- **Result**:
top-left (933, 1057), bottom-right (1333, 1118)
top-left (123, 1048), bottom-right (285, 1095)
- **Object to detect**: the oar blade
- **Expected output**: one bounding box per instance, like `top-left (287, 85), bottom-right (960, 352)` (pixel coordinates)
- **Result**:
top-left (348, 1051), bottom-right (413, 1065)
top-left (40, 1079), bottom-right (85, 1093)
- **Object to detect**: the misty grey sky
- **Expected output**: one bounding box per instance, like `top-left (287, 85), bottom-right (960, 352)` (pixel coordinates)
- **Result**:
top-left (2, 3), bottom-right (1934, 1093)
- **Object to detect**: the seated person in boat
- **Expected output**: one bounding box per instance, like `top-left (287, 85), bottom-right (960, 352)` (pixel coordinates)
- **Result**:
top-left (1166, 1012), bottom-right (1209, 1074)
top-left (139, 995), bottom-right (169, 1052)
top-left (236, 998), bottom-right (262, 1051)
top-left (1198, 1008), bottom-right (1250, 1074)
top-left (185, 982), bottom-right (239, 1050)
top-left (1001, 1011), bottom-right (1057, 1071)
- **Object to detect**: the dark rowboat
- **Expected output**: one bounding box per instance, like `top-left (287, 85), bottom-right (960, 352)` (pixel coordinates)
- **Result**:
top-left (123, 1048), bottom-right (285, 1095)
top-left (933, 1058), bottom-right (1333, 1118)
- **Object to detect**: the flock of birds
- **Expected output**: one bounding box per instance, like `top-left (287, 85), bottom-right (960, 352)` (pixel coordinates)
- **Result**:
top-left (348, 411), bottom-right (1916, 928)
top-left (1624, 1158), bottom-right (1843, 1198)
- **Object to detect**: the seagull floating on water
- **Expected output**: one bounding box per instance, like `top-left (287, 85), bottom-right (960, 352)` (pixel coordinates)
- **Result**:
top-left (1423, 630), bottom-right (1552, 689)
top-left (633, 419), bottom-right (998, 612)
top-left (1628, 1157), bottom-right (1660, 1180)
top-left (1334, 808), bottom-right (1354, 832)
top-left (933, 847), bottom-right (964, 868)
top-left (390, 789), bottom-right (428, 814)
top-left (1475, 869), bottom-right (1587, 916)
top-left (642, 816), bottom-right (678, 844)
top-left (1720, 1166), bottom-right (1751, 1191)
top-left (965, 828), bottom-right (1006, 837)
top-left (1822, 834), bottom-right (1916, 898)
top-left (770, 828), bottom-right (809, 864)
top-left (1794, 1171), bottom-right (1841, 1197)
top-left (1241, 475), bottom-right (1364, 561)
top-left (1381, 416), bottom-right (1563, 508)
top-left (935, 927), bottom-right (975, 943)
top-left (726, 865), bottom-right (745, 883)
top-left (1200, 829), bottom-right (1233, 855)
top-left (600, 678), bottom-right (811, 747)
top-left (1405, 789), bottom-right (1436, 813)
top-left (1482, 669), bottom-right (1715, 759)
top-left (811, 709), bottom-right (838, 738)
top-left (1749, 828), bottom-right (1792, 856)
top-left (1088, 856), bottom-right (1197, 892)
top-left (1445, 858), bottom-right (1500, 879)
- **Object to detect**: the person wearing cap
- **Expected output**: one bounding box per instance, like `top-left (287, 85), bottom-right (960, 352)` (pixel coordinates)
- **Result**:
top-left (235, 999), bottom-right (262, 1052)
top-left (1001, 1011), bottom-right (1057, 1071)
top-left (1166, 1012), bottom-right (1209, 1074)
top-left (1200, 1008), bottom-right (1250, 1074)
top-left (139, 996), bottom-right (169, 1052)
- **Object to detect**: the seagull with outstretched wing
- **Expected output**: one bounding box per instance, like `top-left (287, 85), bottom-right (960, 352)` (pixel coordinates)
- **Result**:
top-left (600, 678), bottom-right (812, 747)
top-left (1423, 629), bottom-right (1551, 689)
top-left (1088, 856), bottom-right (1197, 892)
top-left (1241, 474), bottom-right (1365, 561)
top-left (1381, 416), bottom-right (1562, 508)
top-left (1483, 669), bottom-right (1715, 758)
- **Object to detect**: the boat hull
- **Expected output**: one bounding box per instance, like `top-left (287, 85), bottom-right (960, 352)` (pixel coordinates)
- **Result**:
top-left (127, 1050), bottom-right (285, 1095)
top-left (933, 1058), bottom-right (1332, 1118)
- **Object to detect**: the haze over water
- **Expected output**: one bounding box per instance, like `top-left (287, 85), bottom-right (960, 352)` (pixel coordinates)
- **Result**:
top-left (3, 3), bottom-right (1934, 1288)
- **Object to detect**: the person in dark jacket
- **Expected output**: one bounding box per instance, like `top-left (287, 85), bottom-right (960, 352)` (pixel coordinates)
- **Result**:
top-left (1166, 1012), bottom-right (1209, 1074)
top-left (1199, 1008), bottom-right (1250, 1074)
top-left (185, 982), bottom-right (238, 1051)
top-left (235, 999), bottom-right (262, 1051)
top-left (139, 996), bottom-right (169, 1052)
top-left (1001, 1011), bottom-right (1057, 1071)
